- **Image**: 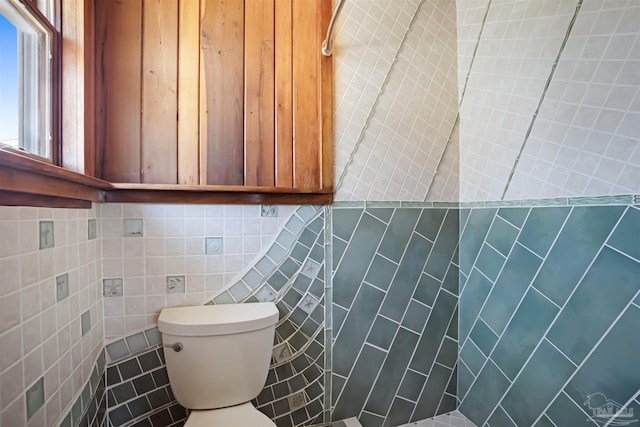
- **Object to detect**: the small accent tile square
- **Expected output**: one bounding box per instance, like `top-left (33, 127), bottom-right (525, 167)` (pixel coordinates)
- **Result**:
top-left (103, 278), bottom-right (124, 297)
top-left (26, 377), bottom-right (45, 419)
top-left (261, 205), bottom-right (278, 217)
top-left (56, 273), bottom-right (69, 301)
top-left (88, 218), bottom-right (97, 240)
top-left (123, 218), bottom-right (144, 237)
top-left (205, 237), bottom-right (224, 255)
top-left (166, 275), bottom-right (186, 293)
top-left (39, 220), bottom-right (54, 249)
top-left (81, 310), bottom-right (91, 336)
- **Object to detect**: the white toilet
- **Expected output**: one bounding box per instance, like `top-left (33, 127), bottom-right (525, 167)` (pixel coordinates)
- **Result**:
top-left (158, 302), bottom-right (279, 427)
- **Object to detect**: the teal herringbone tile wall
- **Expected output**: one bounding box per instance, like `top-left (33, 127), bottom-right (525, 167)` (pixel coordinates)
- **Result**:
top-left (332, 207), bottom-right (460, 426)
top-left (458, 205), bottom-right (640, 427)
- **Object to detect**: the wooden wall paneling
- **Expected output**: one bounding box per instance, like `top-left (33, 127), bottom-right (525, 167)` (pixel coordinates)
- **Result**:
top-left (274, 0), bottom-right (293, 188)
top-left (83, 0), bottom-right (95, 177)
top-left (244, 0), bottom-right (275, 186)
top-left (292, 0), bottom-right (321, 189)
top-left (95, 0), bottom-right (142, 183)
top-left (177, 0), bottom-right (200, 185)
top-left (141, 0), bottom-right (179, 184)
top-left (61, 0), bottom-right (81, 173)
top-left (200, 0), bottom-right (244, 185)
top-left (320, 0), bottom-right (333, 190)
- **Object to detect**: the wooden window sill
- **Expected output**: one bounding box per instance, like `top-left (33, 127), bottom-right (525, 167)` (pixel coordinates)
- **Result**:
top-left (0, 148), bottom-right (333, 208)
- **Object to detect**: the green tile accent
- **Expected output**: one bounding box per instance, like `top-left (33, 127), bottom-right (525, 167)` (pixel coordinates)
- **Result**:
top-left (459, 361), bottom-right (511, 425)
top-left (424, 210), bottom-right (459, 280)
top-left (365, 207), bottom-right (395, 223)
top-left (333, 213), bottom-right (387, 307)
top-left (333, 284), bottom-right (385, 377)
top-left (39, 220), bottom-right (54, 249)
top-left (469, 318), bottom-right (498, 357)
top-left (460, 340), bottom-right (486, 376)
top-left (548, 246), bottom-right (640, 364)
top-left (533, 415), bottom-right (557, 427)
top-left (106, 340), bottom-right (129, 361)
top-left (401, 300), bottom-right (431, 334)
top-left (480, 244), bottom-right (543, 336)
top-left (459, 201), bottom-right (485, 208)
top-left (497, 207), bottom-right (530, 228)
top-left (380, 234), bottom-right (433, 321)
top-left (377, 209), bottom-right (421, 263)
top-left (213, 291), bottom-right (235, 304)
top-left (412, 363), bottom-right (453, 420)
top-left (333, 237), bottom-right (347, 265)
top-left (332, 201), bottom-right (366, 208)
top-left (415, 209), bottom-right (447, 241)
top-left (399, 201), bottom-right (432, 207)
top-left (459, 268), bottom-right (493, 343)
top-left (409, 290), bottom-right (457, 375)
top-left (564, 306), bottom-right (640, 408)
top-left (365, 201), bottom-right (401, 208)
top-left (546, 392), bottom-right (599, 427)
top-left (398, 370), bottom-right (427, 402)
top-left (81, 310), bottom-right (91, 336)
top-left (333, 208), bottom-right (364, 241)
top-left (458, 361), bottom-right (475, 399)
top-left (332, 344), bottom-right (386, 422)
top-left (475, 244), bottom-right (506, 282)
top-left (488, 406), bottom-right (517, 427)
top-left (442, 263), bottom-right (458, 295)
top-left (385, 398), bottom-right (414, 426)
top-left (26, 377), bottom-right (45, 419)
top-left (435, 336), bottom-right (458, 369)
top-left (518, 207), bottom-right (570, 257)
top-left (364, 328), bottom-right (420, 415)
top-left (532, 206), bottom-right (625, 306)
top-left (433, 202), bottom-right (460, 208)
top-left (366, 315), bottom-right (399, 350)
top-left (459, 208), bottom-right (497, 275)
top-left (607, 206), bottom-right (640, 260)
top-left (485, 216), bottom-right (519, 256)
top-left (364, 254), bottom-right (398, 291)
top-left (502, 340), bottom-right (576, 427)
top-left (521, 198), bottom-right (569, 206)
top-left (413, 273), bottom-right (441, 307)
top-left (486, 200), bottom-right (522, 207)
top-left (491, 289), bottom-right (559, 380)
top-left (568, 195), bottom-right (633, 205)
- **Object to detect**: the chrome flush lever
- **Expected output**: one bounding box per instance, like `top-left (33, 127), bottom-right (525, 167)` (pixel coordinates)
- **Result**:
top-left (164, 342), bottom-right (183, 352)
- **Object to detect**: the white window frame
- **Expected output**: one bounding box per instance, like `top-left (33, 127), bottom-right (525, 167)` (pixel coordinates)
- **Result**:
top-left (0, 0), bottom-right (54, 161)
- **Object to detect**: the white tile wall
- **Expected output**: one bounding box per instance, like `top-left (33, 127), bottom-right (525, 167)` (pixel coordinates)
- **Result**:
top-left (335, 0), bottom-right (459, 202)
top-left (0, 205), bottom-right (102, 427)
top-left (505, 0), bottom-right (640, 199)
top-left (459, 0), bottom-right (579, 201)
top-left (100, 204), bottom-right (295, 339)
top-left (458, 0), bottom-right (640, 201)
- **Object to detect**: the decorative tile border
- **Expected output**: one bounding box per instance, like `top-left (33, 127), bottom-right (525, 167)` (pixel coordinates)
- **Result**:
top-left (334, 195), bottom-right (638, 210)
top-left (59, 351), bottom-right (107, 427)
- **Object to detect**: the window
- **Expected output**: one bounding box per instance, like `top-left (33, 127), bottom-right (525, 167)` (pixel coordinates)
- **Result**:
top-left (0, 0), bottom-right (58, 162)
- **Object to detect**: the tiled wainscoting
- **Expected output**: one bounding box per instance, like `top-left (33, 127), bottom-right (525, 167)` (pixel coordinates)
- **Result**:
top-left (331, 207), bottom-right (459, 427)
top-left (65, 198), bottom-right (638, 427)
top-left (104, 209), bottom-right (327, 427)
top-left (458, 204), bottom-right (640, 426)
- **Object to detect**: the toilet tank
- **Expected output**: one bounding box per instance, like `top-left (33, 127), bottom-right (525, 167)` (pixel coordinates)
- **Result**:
top-left (158, 303), bottom-right (279, 410)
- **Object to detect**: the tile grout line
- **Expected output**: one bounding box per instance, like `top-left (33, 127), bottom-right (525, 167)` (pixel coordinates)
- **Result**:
top-left (334, 0), bottom-right (426, 194)
top-left (500, 0), bottom-right (584, 200)
top-left (425, 0), bottom-right (493, 202)
top-left (604, 389), bottom-right (640, 427)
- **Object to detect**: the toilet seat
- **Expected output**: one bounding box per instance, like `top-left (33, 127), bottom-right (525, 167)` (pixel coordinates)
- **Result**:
top-left (184, 402), bottom-right (276, 427)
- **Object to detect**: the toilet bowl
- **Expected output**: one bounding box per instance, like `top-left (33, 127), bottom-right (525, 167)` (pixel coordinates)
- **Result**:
top-left (158, 303), bottom-right (279, 426)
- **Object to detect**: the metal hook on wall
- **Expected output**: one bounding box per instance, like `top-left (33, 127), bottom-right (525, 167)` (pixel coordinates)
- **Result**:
top-left (321, 0), bottom-right (346, 56)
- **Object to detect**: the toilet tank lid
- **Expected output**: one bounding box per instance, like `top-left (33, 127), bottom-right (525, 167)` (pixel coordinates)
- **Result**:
top-left (158, 303), bottom-right (279, 336)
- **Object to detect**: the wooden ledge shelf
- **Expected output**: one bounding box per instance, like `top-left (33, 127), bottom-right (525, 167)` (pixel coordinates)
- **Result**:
top-left (0, 149), bottom-right (108, 208)
top-left (104, 184), bottom-right (333, 205)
